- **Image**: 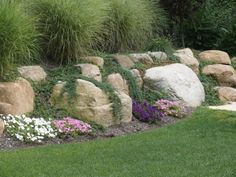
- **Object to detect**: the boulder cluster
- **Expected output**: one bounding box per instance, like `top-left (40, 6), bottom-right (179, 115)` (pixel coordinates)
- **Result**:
top-left (0, 49), bottom-right (235, 133)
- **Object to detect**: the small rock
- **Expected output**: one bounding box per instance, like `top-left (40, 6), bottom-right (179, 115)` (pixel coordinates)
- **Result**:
top-left (75, 64), bottom-right (102, 82)
top-left (130, 69), bottom-right (143, 88)
top-left (147, 51), bottom-right (167, 60)
top-left (0, 78), bottom-right (35, 115)
top-left (217, 87), bottom-right (236, 102)
top-left (199, 50), bottom-right (231, 65)
top-left (113, 55), bottom-right (135, 69)
top-left (231, 57), bottom-right (236, 62)
top-left (81, 56), bottom-right (104, 68)
top-left (106, 73), bottom-right (129, 95)
top-left (0, 120), bottom-right (5, 136)
top-left (18, 66), bottom-right (47, 82)
top-left (174, 48), bottom-right (199, 73)
top-left (202, 64), bottom-right (236, 87)
top-left (129, 53), bottom-right (154, 65)
top-left (144, 63), bottom-right (205, 107)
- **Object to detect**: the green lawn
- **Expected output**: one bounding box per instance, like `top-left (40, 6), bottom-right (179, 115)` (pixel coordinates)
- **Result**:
top-left (0, 108), bottom-right (236, 177)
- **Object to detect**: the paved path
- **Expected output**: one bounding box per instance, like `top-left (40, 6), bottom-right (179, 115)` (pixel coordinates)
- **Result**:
top-left (209, 102), bottom-right (236, 112)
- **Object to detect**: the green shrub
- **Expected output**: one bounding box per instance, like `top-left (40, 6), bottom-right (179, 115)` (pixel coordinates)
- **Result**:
top-left (159, 0), bottom-right (204, 46)
top-left (28, 0), bottom-right (108, 64)
top-left (146, 37), bottom-right (178, 61)
top-left (184, 0), bottom-right (236, 54)
top-left (0, 0), bottom-right (39, 81)
top-left (99, 0), bottom-right (163, 53)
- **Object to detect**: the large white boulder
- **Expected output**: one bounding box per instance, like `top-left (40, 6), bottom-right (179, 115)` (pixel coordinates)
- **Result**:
top-left (144, 63), bottom-right (205, 107)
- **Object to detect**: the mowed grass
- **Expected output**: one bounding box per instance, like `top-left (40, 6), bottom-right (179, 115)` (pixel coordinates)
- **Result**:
top-left (0, 108), bottom-right (236, 177)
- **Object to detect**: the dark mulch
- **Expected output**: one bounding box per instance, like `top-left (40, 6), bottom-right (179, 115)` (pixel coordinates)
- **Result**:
top-left (0, 114), bottom-right (186, 151)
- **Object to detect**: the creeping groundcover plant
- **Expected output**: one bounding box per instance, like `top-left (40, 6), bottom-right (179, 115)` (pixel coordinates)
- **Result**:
top-left (1, 115), bottom-right (57, 143)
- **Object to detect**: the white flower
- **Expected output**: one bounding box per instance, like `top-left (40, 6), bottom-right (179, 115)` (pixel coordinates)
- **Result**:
top-left (0, 114), bottom-right (57, 143)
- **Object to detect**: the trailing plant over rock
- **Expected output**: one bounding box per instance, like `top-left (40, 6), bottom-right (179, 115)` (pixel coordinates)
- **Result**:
top-left (108, 67), bottom-right (143, 101)
top-left (31, 65), bottom-right (123, 121)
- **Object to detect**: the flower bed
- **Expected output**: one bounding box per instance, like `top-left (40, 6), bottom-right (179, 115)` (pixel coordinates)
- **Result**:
top-left (0, 115), bottom-right (92, 143)
top-left (0, 115), bottom-right (56, 143)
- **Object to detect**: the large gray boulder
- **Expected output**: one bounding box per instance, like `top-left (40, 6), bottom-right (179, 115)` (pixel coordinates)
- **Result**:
top-left (144, 63), bottom-right (205, 107)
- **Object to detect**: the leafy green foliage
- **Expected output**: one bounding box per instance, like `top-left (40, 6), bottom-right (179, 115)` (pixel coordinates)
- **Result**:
top-left (108, 67), bottom-right (143, 101)
top-left (198, 61), bottom-right (222, 106)
top-left (146, 37), bottom-right (178, 61)
top-left (28, 0), bottom-right (108, 64)
top-left (98, 0), bottom-right (162, 53)
top-left (30, 65), bottom-right (123, 120)
top-left (0, 0), bottom-right (39, 81)
top-left (159, 0), bottom-right (204, 46)
top-left (184, 0), bottom-right (236, 54)
top-left (142, 88), bottom-right (169, 104)
top-left (199, 74), bottom-right (221, 106)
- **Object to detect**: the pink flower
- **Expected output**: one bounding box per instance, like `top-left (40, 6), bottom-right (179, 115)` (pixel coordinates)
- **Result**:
top-left (52, 117), bottom-right (92, 134)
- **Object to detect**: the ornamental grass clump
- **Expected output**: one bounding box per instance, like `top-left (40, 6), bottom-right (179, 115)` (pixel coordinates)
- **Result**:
top-left (0, 0), bottom-right (39, 80)
top-left (52, 117), bottom-right (92, 135)
top-left (155, 99), bottom-right (187, 118)
top-left (132, 100), bottom-right (164, 123)
top-left (99, 0), bottom-right (161, 53)
top-left (1, 115), bottom-right (57, 143)
top-left (28, 0), bottom-right (108, 64)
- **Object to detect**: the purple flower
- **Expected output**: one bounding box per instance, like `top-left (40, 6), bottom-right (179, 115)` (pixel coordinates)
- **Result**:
top-left (132, 100), bottom-right (164, 122)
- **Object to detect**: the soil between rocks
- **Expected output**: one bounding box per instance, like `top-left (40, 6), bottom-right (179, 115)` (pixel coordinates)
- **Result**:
top-left (0, 116), bottom-right (180, 151)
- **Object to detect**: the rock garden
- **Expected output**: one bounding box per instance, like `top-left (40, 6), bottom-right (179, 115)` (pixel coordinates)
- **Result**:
top-left (0, 0), bottom-right (236, 176)
top-left (0, 0), bottom-right (236, 150)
